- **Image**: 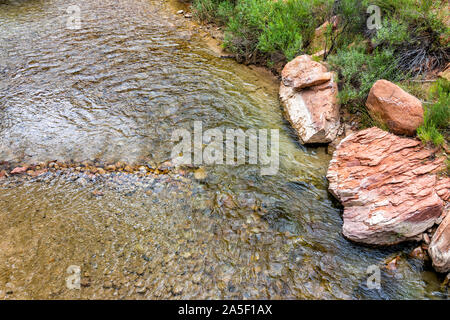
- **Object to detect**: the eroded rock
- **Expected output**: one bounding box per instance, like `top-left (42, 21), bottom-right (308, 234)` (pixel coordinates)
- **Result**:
top-left (428, 208), bottom-right (450, 273)
top-left (281, 55), bottom-right (332, 89)
top-left (280, 55), bottom-right (340, 144)
top-left (366, 80), bottom-right (423, 136)
top-left (327, 127), bottom-right (448, 245)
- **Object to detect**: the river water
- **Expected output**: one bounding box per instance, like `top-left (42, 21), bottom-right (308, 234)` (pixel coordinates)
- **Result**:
top-left (0, 0), bottom-right (447, 299)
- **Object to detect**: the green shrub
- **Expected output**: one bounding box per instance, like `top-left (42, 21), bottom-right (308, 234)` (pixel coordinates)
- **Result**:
top-left (371, 0), bottom-right (449, 73)
top-left (225, 0), bottom-right (328, 61)
top-left (328, 46), bottom-right (399, 112)
top-left (417, 79), bottom-right (450, 147)
top-left (193, 0), bottom-right (332, 62)
top-left (192, 0), bottom-right (448, 73)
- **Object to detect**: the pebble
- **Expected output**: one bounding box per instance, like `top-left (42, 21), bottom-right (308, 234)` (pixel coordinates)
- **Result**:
top-left (5, 282), bottom-right (14, 294)
top-left (92, 190), bottom-right (104, 197)
top-left (192, 273), bottom-right (202, 284)
top-left (385, 256), bottom-right (400, 271)
top-left (181, 252), bottom-right (191, 259)
top-left (136, 286), bottom-right (147, 294)
top-left (410, 246), bottom-right (427, 260)
top-left (172, 284), bottom-right (183, 295)
top-left (76, 177), bottom-right (88, 186)
top-left (106, 165), bottom-right (116, 171)
top-left (194, 167), bottom-right (207, 180)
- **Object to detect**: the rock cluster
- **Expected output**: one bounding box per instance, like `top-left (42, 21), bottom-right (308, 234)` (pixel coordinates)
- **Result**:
top-left (279, 55), bottom-right (340, 144)
top-left (1, 159), bottom-right (177, 180)
top-left (326, 127), bottom-right (449, 272)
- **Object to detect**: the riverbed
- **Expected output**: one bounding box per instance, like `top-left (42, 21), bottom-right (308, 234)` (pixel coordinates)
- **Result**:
top-left (0, 0), bottom-right (447, 299)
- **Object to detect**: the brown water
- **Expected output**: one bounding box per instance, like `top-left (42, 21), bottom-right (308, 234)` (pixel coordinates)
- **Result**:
top-left (0, 0), bottom-right (447, 299)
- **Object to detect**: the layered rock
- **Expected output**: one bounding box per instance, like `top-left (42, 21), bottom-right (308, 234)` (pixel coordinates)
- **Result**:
top-left (280, 55), bottom-right (340, 144)
top-left (366, 80), bottom-right (424, 136)
top-left (429, 208), bottom-right (450, 273)
top-left (281, 54), bottom-right (332, 89)
top-left (327, 127), bottom-right (448, 245)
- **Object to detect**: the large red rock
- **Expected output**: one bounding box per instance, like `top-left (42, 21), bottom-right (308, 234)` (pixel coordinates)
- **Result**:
top-left (281, 55), bottom-right (332, 89)
top-left (326, 127), bottom-right (448, 245)
top-left (428, 208), bottom-right (450, 273)
top-left (366, 80), bottom-right (423, 136)
top-left (280, 55), bottom-right (340, 144)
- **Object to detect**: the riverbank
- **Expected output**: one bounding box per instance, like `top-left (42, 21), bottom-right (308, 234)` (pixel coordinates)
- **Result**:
top-left (1, 0), bottom-right (449, 299)
top-left (180, 0), bottom-right (449, 134)
top-left (173, 0), bottom-right (450, 277)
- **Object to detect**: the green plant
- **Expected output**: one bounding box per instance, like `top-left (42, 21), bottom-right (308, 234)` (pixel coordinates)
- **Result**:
top-left (417, 79), bottom-right (450, 147)
top-left (372, 0), bottom-right (449, 74)
top-left (328, 46), bottom-right (400, 112)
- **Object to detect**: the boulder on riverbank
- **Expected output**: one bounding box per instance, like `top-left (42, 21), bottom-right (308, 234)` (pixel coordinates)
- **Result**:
top-left (326, 127), bottom-right (448, 245)
top-left (366, 80), bottom-right (424, 136)
top-left (429, 207), bottom-right (450, 273)
top-left (279, 55), bottom-right (340, 144)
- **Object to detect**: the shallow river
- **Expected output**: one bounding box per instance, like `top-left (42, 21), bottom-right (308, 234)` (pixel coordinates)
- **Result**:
top-left (0, 0), bottom-right (447, 299)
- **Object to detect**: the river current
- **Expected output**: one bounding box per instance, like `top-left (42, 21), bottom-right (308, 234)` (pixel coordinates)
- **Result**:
top-left (0, 0), bottom-right (446, 299)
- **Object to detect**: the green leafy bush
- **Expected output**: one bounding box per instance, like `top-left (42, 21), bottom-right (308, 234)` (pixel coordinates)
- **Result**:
top-left (328, 46), bottom-right (399, 111)
top-left (191, 0), bottom-right (449, 127)
top-left (417, 79), bottom-right (450, 147)
top-left (194, 0), bottom-right (332, 62)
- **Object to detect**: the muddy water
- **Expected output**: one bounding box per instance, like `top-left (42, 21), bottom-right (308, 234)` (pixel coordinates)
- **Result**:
top-left (0, 0), bottom-right (447, 299)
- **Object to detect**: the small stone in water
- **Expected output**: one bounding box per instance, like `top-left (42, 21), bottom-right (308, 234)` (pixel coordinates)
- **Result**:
top-left (11, 166), bottom-right (28, 174)
top-left (92, 190), bottom-right (104, 197)
top-left (5, 282), bottom-right (14, 294)
top-left (172, 284), bottom-right (183, 295)
top-left (106, 165), bottom-right (116, 171)
top-left (181, 252), bottom-right (191, 259)
top-left (194, 167), bottom-right (207, 180)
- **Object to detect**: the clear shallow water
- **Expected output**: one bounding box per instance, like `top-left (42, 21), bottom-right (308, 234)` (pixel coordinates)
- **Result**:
top-left (0, 0), bottom-right (447, 299)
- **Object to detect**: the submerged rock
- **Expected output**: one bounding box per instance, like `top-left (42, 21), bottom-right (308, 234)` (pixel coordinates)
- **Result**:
top-left (366, 80), bottom-right (423, 136)
top-left (428, 208), bottom-right (450, 273)
top-left (280, 55), bottom-right (340, 144)
top-left (10, 166), bottom-right (28, 174)
top-left (326, 127), bottom-right (448, 245)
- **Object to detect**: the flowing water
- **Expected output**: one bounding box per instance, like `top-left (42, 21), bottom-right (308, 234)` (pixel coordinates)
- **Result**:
top-left (0, 0), bottom-right (447, 299)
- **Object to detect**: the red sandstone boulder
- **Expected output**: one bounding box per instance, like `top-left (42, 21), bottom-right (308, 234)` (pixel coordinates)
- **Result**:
top-left (326, 127), bottom-right (447, 245)
top-left (366, 80), bottom-right (424, 136)
top-left (281, 55), bottom-right (332, 89)
top-left (429, 208), bottom-right (450, 273)
top-left (280, 55), bottom-right (340, 144)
